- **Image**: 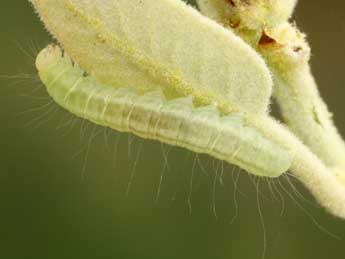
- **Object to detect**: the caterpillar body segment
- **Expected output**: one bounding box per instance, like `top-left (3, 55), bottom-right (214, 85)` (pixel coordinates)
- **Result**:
top-left (36, 45), bottom-right (292, 178)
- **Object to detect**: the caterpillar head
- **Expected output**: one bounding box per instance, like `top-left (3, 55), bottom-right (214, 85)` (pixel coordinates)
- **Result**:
top-left (35, 44), bottom-right (63, 72)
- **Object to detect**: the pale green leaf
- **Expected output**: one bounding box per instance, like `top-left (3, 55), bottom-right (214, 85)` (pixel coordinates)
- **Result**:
top-left (30, 0), bottom-right (273, 114)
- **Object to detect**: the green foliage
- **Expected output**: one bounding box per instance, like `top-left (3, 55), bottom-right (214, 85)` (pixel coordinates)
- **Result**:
top-left (30, 0), bottom-right (345, 219)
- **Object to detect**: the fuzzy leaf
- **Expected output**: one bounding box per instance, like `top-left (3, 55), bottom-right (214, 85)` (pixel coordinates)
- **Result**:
top-left (30, 0), bottom-right (273, 114)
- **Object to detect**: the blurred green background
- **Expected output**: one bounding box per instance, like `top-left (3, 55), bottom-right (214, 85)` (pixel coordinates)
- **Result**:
top-left (1, 1), bottom-right (345, 258)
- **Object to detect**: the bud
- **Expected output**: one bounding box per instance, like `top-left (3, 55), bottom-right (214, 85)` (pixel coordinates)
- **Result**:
top-left (198, 0), bottom-right (297, 30)
top-left (258, 22), bottom-right (311, 70)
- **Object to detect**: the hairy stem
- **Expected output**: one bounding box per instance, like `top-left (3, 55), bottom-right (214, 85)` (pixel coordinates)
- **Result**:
top-left (250, 115), bottom-right (345, 218)
top-left (270, 61), bottom-right (345, 171)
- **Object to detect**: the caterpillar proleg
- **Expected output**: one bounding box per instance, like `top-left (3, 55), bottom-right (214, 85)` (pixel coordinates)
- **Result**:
top-left (36, 45), bottom-right (292, 178)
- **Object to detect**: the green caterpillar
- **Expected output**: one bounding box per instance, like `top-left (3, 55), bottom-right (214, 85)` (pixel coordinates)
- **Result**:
top-left (36, 45), bottom-right (291, 178)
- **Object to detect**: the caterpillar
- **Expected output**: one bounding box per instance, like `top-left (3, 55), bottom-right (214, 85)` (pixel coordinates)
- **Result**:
top-left (36, 45), bottom-right (292, 178)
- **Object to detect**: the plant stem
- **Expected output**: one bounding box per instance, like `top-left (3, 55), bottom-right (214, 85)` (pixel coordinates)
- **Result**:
top-left (269, 62), bottom-right (345, 171)
top-left (251, 115), bottom-right (345, 218)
